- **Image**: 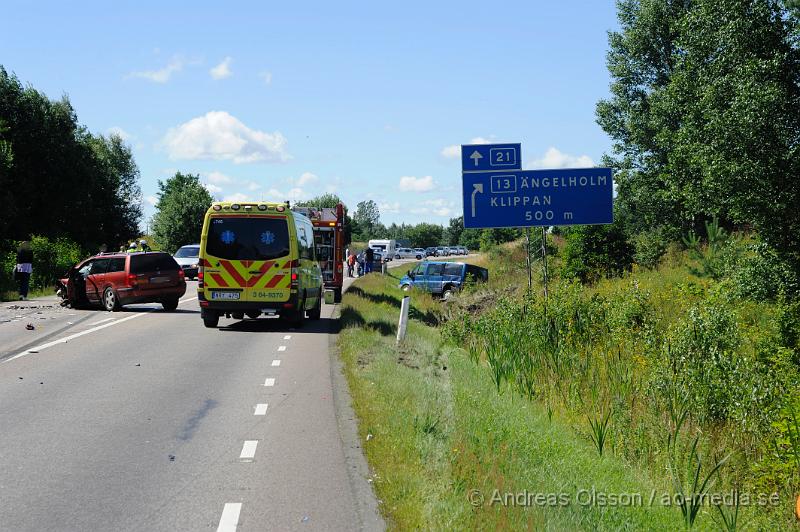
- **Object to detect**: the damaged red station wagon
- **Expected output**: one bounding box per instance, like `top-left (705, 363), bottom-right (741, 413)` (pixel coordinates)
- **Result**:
top-left (58, 252), bottom-right (186, 311)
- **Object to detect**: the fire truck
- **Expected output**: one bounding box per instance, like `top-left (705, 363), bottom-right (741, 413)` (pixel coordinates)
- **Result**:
top-left (291, 203), bottom-right (346, 302)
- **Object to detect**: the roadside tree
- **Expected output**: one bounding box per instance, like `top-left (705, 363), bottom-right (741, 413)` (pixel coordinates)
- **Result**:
top-left (152, 172), bottom-right (213, 253)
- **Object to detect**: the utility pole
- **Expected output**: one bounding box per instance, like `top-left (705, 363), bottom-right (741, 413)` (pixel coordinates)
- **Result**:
top-left (525, 227), bottom-right (532, 291)
top-left (541, 227), bottom-right (549, 300)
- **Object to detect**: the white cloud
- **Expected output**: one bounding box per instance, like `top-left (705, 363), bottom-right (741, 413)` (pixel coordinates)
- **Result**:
top-left (127, 56), bottom-right (185, 83)
top-left (260, 71), bottom-right (273, 85)
top-left (223, 192), bottom-right (252, 203)
top-left (440, 136), bottom-right (493, 159)
top-left (399, 175), bottom-right (435, 192)
top-left (210, 57), bottom-right (233, 80)
top-left (526, 147), bottom-right (594, 169)
top-left (412, 198), bottom-right (456, 217)
top-left (297, 172), bottom-right (318, 186)
top-left (440, 145), bottom-right (460, 158)
top-left (162, 111), bottom-right (290, 164)
top-left (203, 183), bottom-right (223, 194)
top-left (206, 171), bottom-right (233, 184)
top-left (145, 195), bottom-right (158, 206)
top-left (245, 181), bottom-right (261, 191)
top-left (379, 202), bottom-right (401, 214)
top-left (107, 126), bottom-right (131, 141)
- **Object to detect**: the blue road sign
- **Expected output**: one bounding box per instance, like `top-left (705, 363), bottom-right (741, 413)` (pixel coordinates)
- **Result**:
top-left (461, 143), bottom-right (521, 173)
top-left (462, 167), bottom-right (613, 228)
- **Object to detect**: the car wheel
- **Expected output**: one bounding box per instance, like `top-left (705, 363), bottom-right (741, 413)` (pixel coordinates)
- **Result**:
top-left (232, 312), bottom-right (244, 320)
top-left (416, 255), bottom-right (422, 260)
top-left (103, 287), bottom-right (121, 312)
top-left (246, 310), bottom-right (261, 319)
top-left (395, 254), bottom-right (401, 259)
top-left (162, 298), bottom-right (179, 311)
top-left (203, 313), bottom-right (220, 328)
top-left (401, 284), bottom-right (411, 292)
top-left (442, 287), bottom-right (454, 301)
top-left (307, 295), bottom-right (321, 320)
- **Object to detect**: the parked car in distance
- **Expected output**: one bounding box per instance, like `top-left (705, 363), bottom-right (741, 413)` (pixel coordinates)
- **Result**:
top-left (394, 247), bottom-right (417, 259)
top-left (425, 247), bottom-right (438, 257)
top-left (399, 261), bottom-right (489, 300)
top-left (454, 246), bottom-right (467, 255)
top-left (435, 246), bottom-right (446, 256)
top-left (413, 248), bottom-right (426, 259)
top-left (173, 244), bottom-right (200, 279)
top-left (58, 252), bottom-right (186, 311)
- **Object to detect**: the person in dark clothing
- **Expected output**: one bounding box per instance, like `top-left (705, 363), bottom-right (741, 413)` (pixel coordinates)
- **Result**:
top-left (15, 241), bottom-right (33, 301)
top-left (364, 247), bottom-right (374, 274)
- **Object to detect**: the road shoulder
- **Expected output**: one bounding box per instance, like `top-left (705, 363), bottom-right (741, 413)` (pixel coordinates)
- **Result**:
top-left (328, 276), bottom-right (384, 531)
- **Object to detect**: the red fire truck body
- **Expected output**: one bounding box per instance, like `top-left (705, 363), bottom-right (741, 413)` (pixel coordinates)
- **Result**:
top-left (292, 203), bottom-right (345, 302)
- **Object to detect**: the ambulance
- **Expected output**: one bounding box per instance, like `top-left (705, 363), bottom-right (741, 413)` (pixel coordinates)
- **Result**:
top-left (197, 201), bottom-right (323, 328)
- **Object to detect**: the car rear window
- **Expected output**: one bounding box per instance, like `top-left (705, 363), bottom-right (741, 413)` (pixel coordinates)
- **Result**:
top-left (130, 253), bottom-right (180, 273)
top-left (174, 246), bottom-right (200, 258)
top-left (466, 264), bottom-right (489, 283)
top-left (444, 263), bottom-right (463, 276)
top-left (206, 216), bottom-right (290, 261)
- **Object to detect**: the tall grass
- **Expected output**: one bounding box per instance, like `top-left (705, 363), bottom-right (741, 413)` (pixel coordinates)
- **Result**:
top-left (441, 242), bottom-right (800, 529)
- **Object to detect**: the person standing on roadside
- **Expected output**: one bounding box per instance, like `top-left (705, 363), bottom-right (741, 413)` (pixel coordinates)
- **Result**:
top-left (347, 251), bottom-right (356, 277)
top-left (14, 241), bottom-right (33, 301)
top-left (364, 247), bottom-right (374, 274)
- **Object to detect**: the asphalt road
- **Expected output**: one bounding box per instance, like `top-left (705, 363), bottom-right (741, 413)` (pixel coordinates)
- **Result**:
top-left (0, 281), bottom-right (383, 531)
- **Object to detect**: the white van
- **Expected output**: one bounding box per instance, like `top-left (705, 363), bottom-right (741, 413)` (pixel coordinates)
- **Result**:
top-left (368, 239), bottom-right (396, 260)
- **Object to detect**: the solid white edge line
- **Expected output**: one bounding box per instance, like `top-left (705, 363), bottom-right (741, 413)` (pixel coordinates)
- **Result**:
top-left (216, 502), bottom-right (242, 532)
top-left (88, 316), bottom-right (117, 326)
top-left (254, 403), bottom-right (268, 415)
top-left (278, 345), bottom-right (287, 352)
top-left (240, 440), bottom-right (258, 460)
top-left (2, 297), bottom-right (199, 365)
top-left (263, 378), bottom-right (275, 386)
top-left (271, 360), bottom-right (281, 366)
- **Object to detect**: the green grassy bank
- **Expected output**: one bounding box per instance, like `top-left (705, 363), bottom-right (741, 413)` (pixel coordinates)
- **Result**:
top-left (338, 269), bottom-right (691, 530)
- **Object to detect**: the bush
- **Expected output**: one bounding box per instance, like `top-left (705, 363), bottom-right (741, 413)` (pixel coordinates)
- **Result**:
top-left (633, 227), bottom-right (669, 270)
top-left (561, 221), bottom-right (633, 283)
top-left (0, 237), bottom-right (85, 296)
top-left (727, 242), bottom-right (799, 302)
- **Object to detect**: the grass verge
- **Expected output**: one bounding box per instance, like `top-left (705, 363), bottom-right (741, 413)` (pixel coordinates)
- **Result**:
top-left (338, 267), bottom-right (686, 530)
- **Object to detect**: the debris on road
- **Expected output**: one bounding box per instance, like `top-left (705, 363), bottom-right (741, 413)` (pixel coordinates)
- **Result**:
top-left (26, 323), bottom-right (35, 330)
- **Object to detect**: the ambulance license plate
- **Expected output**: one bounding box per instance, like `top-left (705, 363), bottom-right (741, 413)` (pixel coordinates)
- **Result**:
top-left (210, 291), bottom-right (240, 300)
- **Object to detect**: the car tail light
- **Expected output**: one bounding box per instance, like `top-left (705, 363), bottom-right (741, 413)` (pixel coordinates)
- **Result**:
top-left (290, 259), bottom-right (298, 288)
top-left (283, 302), bottom-right (294, 308)
top-left (199, 300), bottom-right (209, 307)
top-left (178, 269), bottom-right (185, 280)
top-left (198, 267), bottom-right (204, 288)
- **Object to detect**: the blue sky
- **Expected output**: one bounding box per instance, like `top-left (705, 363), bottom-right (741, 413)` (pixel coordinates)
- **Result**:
top-left (2, 0), bottom-right (619, 226)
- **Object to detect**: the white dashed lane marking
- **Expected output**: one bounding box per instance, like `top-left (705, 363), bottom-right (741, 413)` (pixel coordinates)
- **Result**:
top-left (240, 440), bottom-right (258, 461)
top-left (254, 403), bottom-right (268, 416)
top-left (263, 378), bottom-right (275, 387)
top-left (283, 335), bottom-right (291, 340)
top-left (271, 360), bottom-right (281, 367)
top-left (278, 345), bottom-right (287, 352)
top-left (216, 503), bottom-right (242, 532)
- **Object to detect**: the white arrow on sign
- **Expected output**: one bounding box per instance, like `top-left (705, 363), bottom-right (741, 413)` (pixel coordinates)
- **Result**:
top-left (470, 150), bottom-right (483, 167)
top-left (471, 183), bottom-right (483, 217)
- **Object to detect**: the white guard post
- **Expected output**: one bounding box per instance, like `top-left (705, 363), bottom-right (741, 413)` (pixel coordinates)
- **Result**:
top-left (396, 296), bottom-right (410, 345)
